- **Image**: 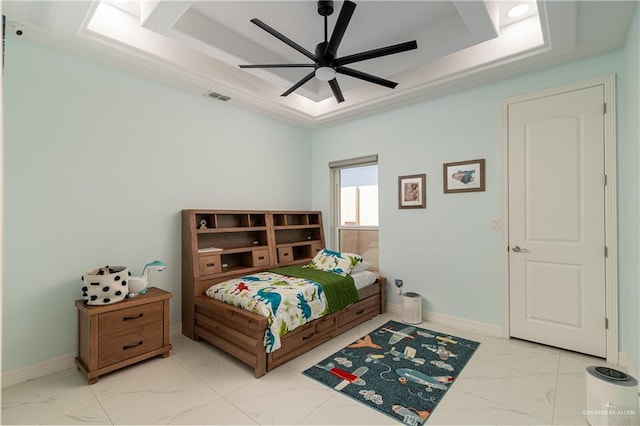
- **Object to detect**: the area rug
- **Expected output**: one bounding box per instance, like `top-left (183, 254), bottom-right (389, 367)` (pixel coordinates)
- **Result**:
top-left (303, 320), bottom-right (480, 425)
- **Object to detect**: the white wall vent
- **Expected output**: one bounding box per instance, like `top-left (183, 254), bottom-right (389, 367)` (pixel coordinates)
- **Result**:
top-left (204, 91), bottom-right (231, 101)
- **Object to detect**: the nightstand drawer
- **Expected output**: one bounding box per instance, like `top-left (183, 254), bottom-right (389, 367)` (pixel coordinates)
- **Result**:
top-left (199, 254), bottom-right (222, 275)
top-left (98, 322), bottom-right (163, 368)
top-left (252, 249), bottom-right (270, 267)
top-left (98, 301), bottom-right (163, 336)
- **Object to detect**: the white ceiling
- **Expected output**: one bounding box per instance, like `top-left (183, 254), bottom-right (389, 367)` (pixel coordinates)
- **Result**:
top-left (3, 1), bottom-right (636, 127)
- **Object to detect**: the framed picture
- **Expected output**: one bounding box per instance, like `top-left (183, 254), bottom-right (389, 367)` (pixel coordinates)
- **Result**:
top-left (443, 159), bottom-right (485, 193)
top-left (398, 174), bottom-right (426, 209)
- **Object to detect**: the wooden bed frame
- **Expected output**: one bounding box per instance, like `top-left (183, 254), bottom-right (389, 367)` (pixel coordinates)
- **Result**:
top-left (188, 274), bottom-right (385, 378)
top-left (181, 209), bottom-right (386, 378)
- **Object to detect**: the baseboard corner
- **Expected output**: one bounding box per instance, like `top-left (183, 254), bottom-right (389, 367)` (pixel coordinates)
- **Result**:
top-left (170, 323), bottom-right (182, 337)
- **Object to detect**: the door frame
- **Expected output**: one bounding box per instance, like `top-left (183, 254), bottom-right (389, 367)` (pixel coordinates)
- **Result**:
top-left (500, 75), bottom-right (618, 364)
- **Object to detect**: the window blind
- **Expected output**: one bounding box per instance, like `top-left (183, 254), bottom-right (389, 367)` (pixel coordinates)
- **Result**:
top-left (329, 154), bottom-right (378, 169)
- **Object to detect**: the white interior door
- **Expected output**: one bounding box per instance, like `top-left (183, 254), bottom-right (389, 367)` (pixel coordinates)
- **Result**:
top-left (507, 85), bottom-right (607, 357)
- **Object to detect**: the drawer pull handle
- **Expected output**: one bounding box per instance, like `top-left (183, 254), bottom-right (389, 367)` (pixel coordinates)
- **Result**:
top-left (206, 263), bottom-right (216, 267)
top-left (123, 341), bottom-right (143, 350)
top-left (123, 313), bottom-right (144, 321)
top-left (283, 253), bottom-right (289, 256)
top-left (302, 332), bottom-right (315, 340)
top-left (356, 309), bottom-right (365, 315)
top-left (258, 256), bottom-right (265, 260)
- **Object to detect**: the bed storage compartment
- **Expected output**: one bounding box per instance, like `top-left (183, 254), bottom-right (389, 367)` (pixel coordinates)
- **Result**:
top-left (191, 279), bottom-right (385, 378)
top-left (337, 296), bottom-right (380, 330)
top-left (277, 246), bottom-right (293, 263)
top-left (252, 250), bottom-right (270, 267)
top-left (199, 254), bottom-right (222, 275)
top-left (268, 315), bottom-right (336, 367)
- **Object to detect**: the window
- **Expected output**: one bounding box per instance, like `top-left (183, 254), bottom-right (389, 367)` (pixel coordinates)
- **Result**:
top-left (330, 156), bottom-right (379, 272)
top-left (340, 165), bottom-right (378, 226)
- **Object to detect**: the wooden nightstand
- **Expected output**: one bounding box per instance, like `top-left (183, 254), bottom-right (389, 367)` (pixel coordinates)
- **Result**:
top-left (75, 287), bottom-right (172, 384)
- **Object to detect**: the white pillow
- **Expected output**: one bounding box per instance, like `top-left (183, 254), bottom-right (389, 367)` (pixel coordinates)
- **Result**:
top-left (351, 260), bottom-right (372, 273)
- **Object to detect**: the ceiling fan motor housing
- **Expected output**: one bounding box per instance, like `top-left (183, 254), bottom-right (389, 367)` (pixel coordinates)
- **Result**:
top-left (315, 41), bottom-right (333, 62)
top-left (317, 1), bottom-right (334, 16)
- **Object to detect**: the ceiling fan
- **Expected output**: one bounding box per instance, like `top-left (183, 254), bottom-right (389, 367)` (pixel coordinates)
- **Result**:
top-left (239, 0), bottom-right (418, 103)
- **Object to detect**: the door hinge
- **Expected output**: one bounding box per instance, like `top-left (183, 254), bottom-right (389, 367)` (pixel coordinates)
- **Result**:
top-left (604, 174), bottom-right (607, 186)
top-left (605, 246), bottom-right (608, 257)
top-left (603, 103), bottom-right (607, 114)
top-left (605, 318), bottom-right (609, 329)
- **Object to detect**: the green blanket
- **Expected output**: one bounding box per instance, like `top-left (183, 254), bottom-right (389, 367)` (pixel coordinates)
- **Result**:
top-left (271, 266), bottom-right (358, 313)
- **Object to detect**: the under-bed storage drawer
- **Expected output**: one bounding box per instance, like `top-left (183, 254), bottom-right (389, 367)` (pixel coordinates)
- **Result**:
top-left (337, 297), bottom-right (379, 329)
top-left (270, 315), bottom-right (336, 362)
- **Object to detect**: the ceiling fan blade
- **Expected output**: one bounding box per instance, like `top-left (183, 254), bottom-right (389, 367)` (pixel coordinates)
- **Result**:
top-left (326, 0), bottom-right (356, 58)
top-left (336, 66), bottom-right (397, 89)
top-left (240, 64), bottom-right (315, 69)
top-left (336, 40), bottom-right (418, 66)
top-left (281, 71), bottom-right (316, 97)
top-left (328, 78), bottom-right (345, 103)
top-left (250, 18), bottom-right (317, 61)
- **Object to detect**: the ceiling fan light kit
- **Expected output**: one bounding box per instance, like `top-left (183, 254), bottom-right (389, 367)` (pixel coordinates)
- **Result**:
top-left (239, 0), bottom-right (418, 103)
top-left (315, 66), bottom-right (336, 82)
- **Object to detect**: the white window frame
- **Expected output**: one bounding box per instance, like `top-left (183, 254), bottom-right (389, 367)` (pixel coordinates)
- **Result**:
top-left (329, 155), bottom-right (379, 251)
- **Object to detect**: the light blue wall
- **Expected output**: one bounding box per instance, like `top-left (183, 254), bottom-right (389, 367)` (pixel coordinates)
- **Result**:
top-left (3, 38), bottom-right (312, 371)
top-left (311, 51), bottom-right (630, 332)
top-left (4, 14), bottom-right (639, 376)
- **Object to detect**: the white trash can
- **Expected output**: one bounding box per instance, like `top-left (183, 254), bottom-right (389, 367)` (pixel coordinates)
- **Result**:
top-left (585, 366), bottom-right (639, 425)
top-left (402, 292), bottom-right (422, 324)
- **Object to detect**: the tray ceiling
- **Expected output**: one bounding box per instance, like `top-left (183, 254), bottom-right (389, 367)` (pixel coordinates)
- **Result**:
top-left (3, 1), bottom-right (636, 127)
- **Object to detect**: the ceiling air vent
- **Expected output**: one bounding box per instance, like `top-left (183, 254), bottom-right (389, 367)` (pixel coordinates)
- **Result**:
top-left (204, 91), bottom-right (231, 101)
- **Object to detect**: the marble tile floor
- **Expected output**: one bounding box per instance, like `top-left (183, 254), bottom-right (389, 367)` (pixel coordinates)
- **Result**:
top-left (1, 312), bottom-right (625, 425)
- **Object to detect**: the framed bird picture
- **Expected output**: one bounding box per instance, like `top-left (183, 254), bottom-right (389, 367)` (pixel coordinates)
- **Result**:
top-left (443, 159), bottom-right (485, 193)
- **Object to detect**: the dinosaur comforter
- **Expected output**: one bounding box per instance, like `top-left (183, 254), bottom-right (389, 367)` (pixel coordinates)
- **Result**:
top-left (205, 266), bottom-right (358, 353)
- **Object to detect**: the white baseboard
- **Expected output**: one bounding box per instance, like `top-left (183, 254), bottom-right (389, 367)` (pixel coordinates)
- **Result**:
top-left (1, 319), bottom-right (629, 388)
top-left (386, 303), bottom-right (502, 337)
top-left (2, 353), bottom-right (76, 388)
top-left (2, 324), bottom-right (186, 388)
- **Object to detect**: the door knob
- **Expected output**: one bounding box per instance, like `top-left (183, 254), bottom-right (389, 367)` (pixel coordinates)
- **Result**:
top-left (512, 245), bottom-right (528, 252)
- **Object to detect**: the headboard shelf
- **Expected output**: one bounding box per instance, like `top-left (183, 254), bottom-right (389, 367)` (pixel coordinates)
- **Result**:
top-left (182, 209), bottom-right (325, 338)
